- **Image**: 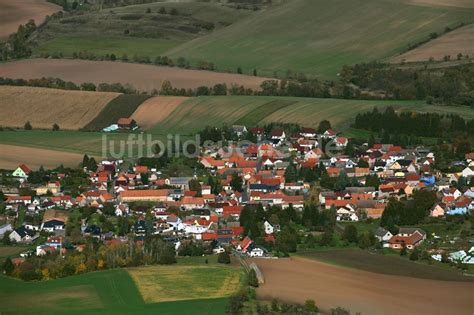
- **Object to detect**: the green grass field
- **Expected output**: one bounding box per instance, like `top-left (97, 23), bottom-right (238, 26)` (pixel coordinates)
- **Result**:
top-left (0, 259), bottom-right (242, 315)
top-left (36, 36), bottom-right (181, 59)
top-left (167, 0), bottom-right (474, 78)
top-left (129, 265), bottom-right (243, 303)
top-left (299, 248), bottom-right (473, 282)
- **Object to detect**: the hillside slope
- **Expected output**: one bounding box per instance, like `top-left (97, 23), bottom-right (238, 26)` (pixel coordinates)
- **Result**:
top-left (166, 0), bottom-right (474, 78)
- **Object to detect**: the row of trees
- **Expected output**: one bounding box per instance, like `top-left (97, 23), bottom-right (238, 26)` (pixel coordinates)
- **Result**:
top-left (3, 236), bottom-right (176, 281)
top-left (354, 106), bottom-right (474, 137)
top-left (0, 20), bottom-right (37, 61)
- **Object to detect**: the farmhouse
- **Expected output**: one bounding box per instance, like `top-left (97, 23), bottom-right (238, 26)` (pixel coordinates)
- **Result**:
top-left (117, 118), bottom-right (137, 130)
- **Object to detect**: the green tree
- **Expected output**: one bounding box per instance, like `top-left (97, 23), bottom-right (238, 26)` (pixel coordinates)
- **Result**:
top-left (230, 173), bottom-right (243, 192)
top-left (218, 251), bottom-right (231, 264)
top-left (52, 123), bottom-right (60, 131)
top-left (342, 225), bottom-right (358, 243)
top-left (248, 269), bottom-right (259, 287)
top-left (24, 121), bottom-right (32, 130)
top-left (3, 257), bottom-right (14, 275)
top-left (304, 299), bottom-right (319, 312)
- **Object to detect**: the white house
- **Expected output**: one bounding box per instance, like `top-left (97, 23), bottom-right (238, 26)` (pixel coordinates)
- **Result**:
top-left (264, 221), bottom-right (274, 235)
top-left (248, 247), bottom-right (265, 257)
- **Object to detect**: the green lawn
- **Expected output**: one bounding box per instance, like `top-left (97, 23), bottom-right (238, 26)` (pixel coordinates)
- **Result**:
top-left (299, 248), bottom-right (473, 282)
top-left (0, 260), bottom-right (241, 315)
top-left (35, 36), bottom-right (181, 59)
top-left (167, 0), bottom-right (474, 78)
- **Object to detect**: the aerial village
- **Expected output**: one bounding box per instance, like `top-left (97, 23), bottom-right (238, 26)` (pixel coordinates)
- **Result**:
top-left (1, 123), bottom-right (473, 279)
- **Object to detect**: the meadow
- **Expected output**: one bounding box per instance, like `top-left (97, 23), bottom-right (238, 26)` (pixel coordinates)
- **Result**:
top-left (167, 0), bottom-right (474, 78)
top-left (0, 269), bottom-right (230, 315)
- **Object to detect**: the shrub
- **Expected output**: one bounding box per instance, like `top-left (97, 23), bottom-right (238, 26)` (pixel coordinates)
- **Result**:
top-left (248, 269), bottom-right (259, 287)
top-left (217, 251), bottom-right (231, 264)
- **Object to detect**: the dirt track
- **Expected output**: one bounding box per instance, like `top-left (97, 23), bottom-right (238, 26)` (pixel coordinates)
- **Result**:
top-left (0, 144), bottom-right (85, 170)
top-left (0, 0), bottom-right (60, 39)
top-left (130, 96), bottom-right (189, 130)
top-left (0, 59), bottom-right (271, 91)
top-left (253, 257), bottom-right (474, 315)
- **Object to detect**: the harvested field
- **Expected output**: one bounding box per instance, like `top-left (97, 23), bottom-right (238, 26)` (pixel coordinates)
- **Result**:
top-left (0, 86), bottom-right (120, 130)
top-left (131, 96), bottom-right (189, 130)
top-left (0, 144), bottom-right (85, 170)
top-left (253, 257), bottom-right (474, 315)
top-left (128, 265), bottom-right (243, 303)
top-left (392, 24), bottom-right (474, 62)
top-left (0, 59), bottom-right (271, 91)
top-left (0, 0), bottom-right (60, 39)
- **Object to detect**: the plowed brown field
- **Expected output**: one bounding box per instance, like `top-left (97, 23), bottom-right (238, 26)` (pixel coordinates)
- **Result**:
top-left (0, 0), bottom-right (60, 39)
top-left (253, 257), bottom-right (474, 315)
top-left (0, 59), bottom-right (271, 91)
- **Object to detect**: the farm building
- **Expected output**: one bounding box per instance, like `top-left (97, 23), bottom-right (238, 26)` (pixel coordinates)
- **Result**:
top-left (117, 118), bottom-right (138, 130)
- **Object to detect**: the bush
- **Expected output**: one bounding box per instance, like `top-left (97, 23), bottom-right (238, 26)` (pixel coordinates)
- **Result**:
top-left (217, 251), bottom-right (231, 264)
top-left (248, 269), bottom-right (259, 287)
top-left (305, 299), bottom-right (319, 312)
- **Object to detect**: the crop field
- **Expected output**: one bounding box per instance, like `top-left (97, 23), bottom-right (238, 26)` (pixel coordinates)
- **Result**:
top-left (0, 0), bottom-right (60, 39)
top-left (0, 144), bottom-right (86, 170)
top-left (166, 0), bottom-right (474, 78)
top-left (0, 267), bottom-right (231, 315)
top-left (253, 256), bottom-right (474, 315)
top-left (0, 59), bottom-right (271, 91)
top-left (0, 86), bottom-right (120, 130)
top-left (392, 23), bottom-right (474, 62)
top-left (150, 96), bottom-right (433, 134)
top-left (130, 96), bottom-right (189, 130)
top-left (129, 265), bottom-right (243, 303)
top-left (82, 94), bottom-right (151, 131)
